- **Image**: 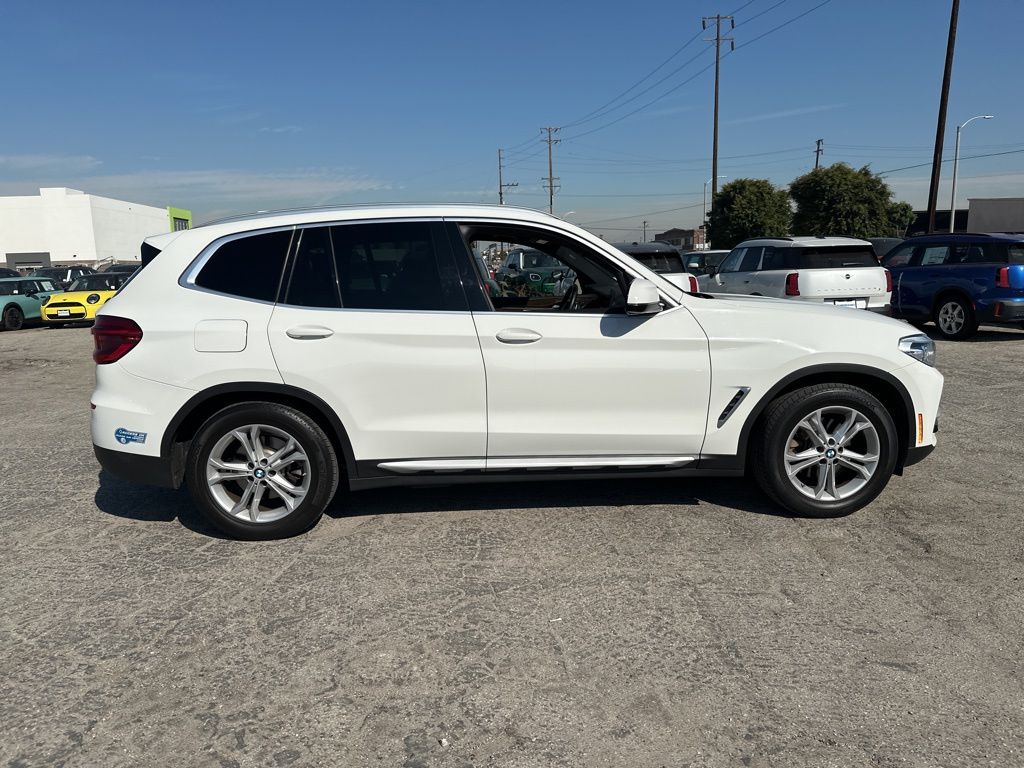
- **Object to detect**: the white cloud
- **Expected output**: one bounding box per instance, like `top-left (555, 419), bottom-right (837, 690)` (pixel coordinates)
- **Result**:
top-left (727, 103), bottom-right (846, 126)
top-left (0, 167), bottom-right (391, 219)
top-left (259, 125), bottom-right (304, 134)
top-left (0, 154), bottom-right (102, 174)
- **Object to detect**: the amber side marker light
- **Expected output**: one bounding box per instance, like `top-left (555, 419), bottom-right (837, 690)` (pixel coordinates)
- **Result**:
top-left (917, 413), bottom-right (925, 444)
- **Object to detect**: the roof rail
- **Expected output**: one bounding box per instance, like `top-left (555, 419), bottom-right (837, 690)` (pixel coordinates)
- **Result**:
top-left (196, 201), bottom-right (552, 228)
top-left (906, 231), bottom-right (994, 238)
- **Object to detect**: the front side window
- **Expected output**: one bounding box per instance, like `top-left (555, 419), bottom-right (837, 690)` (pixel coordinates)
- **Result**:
top-left (718, 249), bottom-right (745, 274)
top-left (884, 245), bottom-right (915, 268)
top-left (457, 223), bottom-right (627, 314)
top-left (194, 229), bottom-right (293, 302)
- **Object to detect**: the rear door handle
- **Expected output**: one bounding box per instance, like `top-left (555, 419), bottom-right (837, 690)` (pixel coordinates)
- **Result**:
top-left (286, 325), bottom-right (334, 340)
top-left (496, 328), bottom-right (542, 344)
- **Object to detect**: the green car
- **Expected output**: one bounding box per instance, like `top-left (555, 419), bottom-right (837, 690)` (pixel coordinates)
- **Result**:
top-left (0, 277), bottom-right (63, 331)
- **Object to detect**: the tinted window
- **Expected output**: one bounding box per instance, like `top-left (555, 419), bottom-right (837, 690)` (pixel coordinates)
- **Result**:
top-left (68, 275), bottom-right (125, 292)
top-left (1009, 245), bottom-right (1024, 265)
top-left (195, 229), bottom-right (292, 302)
top-left (0, 283), bottom-right (15, 296)
top-left (330, 222), bottom-right (456, 311)
top-left (284, 227), bottom-right (340, 308)
top-left (738, 247), bottom-right (763, 272)
top-left (796, 246), bottom-right (879, 268)
top-left (759, 247), bottom-right (787, 271)
top-left (884, 245), bottom-right (915, 268)
top-left (952, 243), bottom-right (999, 264)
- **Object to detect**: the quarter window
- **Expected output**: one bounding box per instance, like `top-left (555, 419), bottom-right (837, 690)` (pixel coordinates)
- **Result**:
top-left (1008, 245), bottom-right (1024, 265)
top-left (884, 245), bottom-right (915, 268)
top-left (194, 229), bottom-right (293, 302)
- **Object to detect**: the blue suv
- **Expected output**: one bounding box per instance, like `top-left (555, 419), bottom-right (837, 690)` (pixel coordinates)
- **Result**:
top-left (883, 233), bottom-right (1024, 340)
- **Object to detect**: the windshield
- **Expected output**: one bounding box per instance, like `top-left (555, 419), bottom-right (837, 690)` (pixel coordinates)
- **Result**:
top-left (631, 252), bottom-right (685, 274)
top-left (518, 250), bottom-right (561, 269)
top-left (68, 275), bottom-right (126, 292)
top-left (792, 246), bottom-right (879, 269)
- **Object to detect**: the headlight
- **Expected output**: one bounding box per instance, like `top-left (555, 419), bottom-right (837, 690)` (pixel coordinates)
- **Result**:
top-left (41, 295), bottom-right (51, 305)
top-left (87, 293), bottom-right (101, 304)
top-left (899, 334), bottom-right (936, 367)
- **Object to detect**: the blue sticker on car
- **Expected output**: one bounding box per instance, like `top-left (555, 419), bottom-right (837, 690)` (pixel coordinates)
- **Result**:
top-left (115, 428), bottom-right (147, 445)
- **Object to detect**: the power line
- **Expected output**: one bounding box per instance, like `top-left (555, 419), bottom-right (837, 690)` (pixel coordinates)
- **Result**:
top-left (703, 13), bottom-right (735, 200)
top-left (579, 201), bottom-right (707, 226)
top-left (732, 0), bottom-right (833, 51)
top-left (878, 147), bottom-right (1024, 175)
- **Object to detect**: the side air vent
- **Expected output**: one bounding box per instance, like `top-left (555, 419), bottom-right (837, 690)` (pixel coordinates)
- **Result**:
top-left (717, 387), bottom-right (751, 428)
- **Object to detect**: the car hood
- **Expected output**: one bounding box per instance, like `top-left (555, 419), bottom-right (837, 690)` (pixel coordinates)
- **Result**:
top-left (697, 291), bottom-right (906, 327)
top-left (54, 289), bottom-right (116, 302)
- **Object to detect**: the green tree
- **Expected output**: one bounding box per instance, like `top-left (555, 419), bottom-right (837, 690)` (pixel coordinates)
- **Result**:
top-left (789, 163), bottom-right (914, 238)
top-left (706, 179), bottom-right (792, 250)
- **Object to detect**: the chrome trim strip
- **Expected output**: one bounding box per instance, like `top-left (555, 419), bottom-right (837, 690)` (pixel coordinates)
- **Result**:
top-left (486, 456), bottom-right (695, 470)
top-left (377, 459), bottom-right (487, 474)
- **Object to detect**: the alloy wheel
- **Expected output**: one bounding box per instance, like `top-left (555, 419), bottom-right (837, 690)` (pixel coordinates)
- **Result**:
top-left (783, 406), bottom-right (880, 503)
top-left (938, 301), bottom-right (965, 336)
top-left (205, 424), bottom-right (311, 523)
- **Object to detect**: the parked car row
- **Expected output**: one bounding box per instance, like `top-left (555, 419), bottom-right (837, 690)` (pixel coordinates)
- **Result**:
top-left (0, 269), bottom-right (136, 331)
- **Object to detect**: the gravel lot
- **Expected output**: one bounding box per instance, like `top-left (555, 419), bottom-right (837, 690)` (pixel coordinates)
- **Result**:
top-left (1, 323), bottom-right (1022, 768)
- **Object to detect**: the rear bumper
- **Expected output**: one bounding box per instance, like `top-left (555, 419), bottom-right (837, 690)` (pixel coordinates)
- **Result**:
top-left (989, 299), bottom-right (1024, 322)
top-left (94, 444), bottom-right (179, 488)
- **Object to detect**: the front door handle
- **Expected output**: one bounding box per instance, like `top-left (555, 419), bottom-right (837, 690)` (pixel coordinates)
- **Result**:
top-left (496, 328), bottom-right (542, 344)
top-left (286, 325), bottom-right (334, 340)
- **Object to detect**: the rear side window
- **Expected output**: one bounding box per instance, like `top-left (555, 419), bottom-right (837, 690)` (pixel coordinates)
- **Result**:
top-left (884, 245), bottom-right (914, 268)
top-left (1009, 245), bottom-right (1024, 265)
top-left (195, 230), bottom-right (293, 302)
top-left (796, 246), bottom-right (879, 268)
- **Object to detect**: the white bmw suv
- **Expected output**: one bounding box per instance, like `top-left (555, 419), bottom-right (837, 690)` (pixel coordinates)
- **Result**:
top-left (91, 205), bottom-right (942, 539)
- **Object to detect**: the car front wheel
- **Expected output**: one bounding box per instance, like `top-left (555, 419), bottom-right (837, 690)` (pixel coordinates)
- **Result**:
top-left (752, 384), bottom-right (898, 518)
top-left (185, 402), bottom-right (340, 539)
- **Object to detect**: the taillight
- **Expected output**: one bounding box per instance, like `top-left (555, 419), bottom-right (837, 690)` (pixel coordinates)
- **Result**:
top-left (885, 269), bottom-right (893, 293)
top-left (785, 272), bottom-right (800, 296)
top-left (92, 316), bottom-right (143, 364)
top-left (996, 267), bottom-right (1010, 288)
top-left (687, 274), bottom-right (699, 292)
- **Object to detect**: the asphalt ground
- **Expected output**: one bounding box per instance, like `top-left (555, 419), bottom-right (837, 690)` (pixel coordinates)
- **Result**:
top-left (1, 323), bottom-right (1022, 768)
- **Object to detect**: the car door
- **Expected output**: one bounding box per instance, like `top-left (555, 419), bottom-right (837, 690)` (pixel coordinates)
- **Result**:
top-left (450, 220), bottom-right (711, 464)
top-left (707, 248), bottom-right (743, 293)
top-left (883, 243), bottom-right (917, 317)
top-left (267, 220), bottom-right (487, 473)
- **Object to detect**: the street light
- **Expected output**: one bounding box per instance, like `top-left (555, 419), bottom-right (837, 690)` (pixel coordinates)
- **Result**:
top-left (950, 114), bottom-right (993, 233)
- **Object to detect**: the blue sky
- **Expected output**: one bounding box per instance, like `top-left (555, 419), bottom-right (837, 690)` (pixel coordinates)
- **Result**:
top-left (1, 0), bottom-right (1021, 239)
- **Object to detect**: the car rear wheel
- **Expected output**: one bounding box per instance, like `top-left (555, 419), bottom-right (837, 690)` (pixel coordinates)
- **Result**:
top-left (2, 305), bottom-right (24, 331)
top-left (933, 295), bottom-right (977, 340)
top-left (752, 384), bottom-right (898, 518)
top-left (185, 402), bottom-right (340, 539)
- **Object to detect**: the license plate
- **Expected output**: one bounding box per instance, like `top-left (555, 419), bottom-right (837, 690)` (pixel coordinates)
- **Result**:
top-left (832, 298), bottom-right (867, 309)
top-left (57, 310), bottom-right (70, 317)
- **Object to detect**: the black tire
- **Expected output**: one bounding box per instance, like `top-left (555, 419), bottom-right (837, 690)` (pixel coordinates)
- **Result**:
top-left (2, 305), bottom-right (24, 331)
top-left (932, 294), bottom-right (977, 340)
top-left (185, 402), bottom-right (340, 539)
top-left (751, 383), bottom-right (898, 518)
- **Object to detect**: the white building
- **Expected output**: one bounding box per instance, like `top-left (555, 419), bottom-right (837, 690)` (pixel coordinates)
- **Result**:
top-left (0, 187), bottom-right (192, 270)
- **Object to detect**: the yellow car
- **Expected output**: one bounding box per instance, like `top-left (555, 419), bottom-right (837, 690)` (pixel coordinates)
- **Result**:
top-left (41, 272), bottom-right (132, 326)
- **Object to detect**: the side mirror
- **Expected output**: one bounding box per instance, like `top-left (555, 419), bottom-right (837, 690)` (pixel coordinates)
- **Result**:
top-left (626, 278), bottom-right (661, 315)
top-left (706, 265), bottom-right (718, 277)
top-left (508, 263), bottom-right (519, 272)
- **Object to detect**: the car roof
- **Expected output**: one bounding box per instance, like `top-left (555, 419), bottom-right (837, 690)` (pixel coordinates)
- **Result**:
top-left (144, 204), bottom-right (573, 252)
top-left (735, 236), bottom-right (872, 248)
top-left (611, 242), bottom-right (679, 254)
top-left (905, 232), bottom-right (1024, 243)
top-left (680, 249), bottom-right (730, 255)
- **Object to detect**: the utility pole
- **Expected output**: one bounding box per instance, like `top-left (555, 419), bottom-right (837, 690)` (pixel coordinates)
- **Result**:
top-left (542, 126), bottom-right (560, 214)
top-left (814, 138), bottom-right (824, 169)
top-left (497, 149), bottom-right (518, 205)
top-left (703, 14), bottom-right (734, 200)
top-left (642, 220), bottom-right (648, 242)
top-left (926, 0), bottom-right (960, 233)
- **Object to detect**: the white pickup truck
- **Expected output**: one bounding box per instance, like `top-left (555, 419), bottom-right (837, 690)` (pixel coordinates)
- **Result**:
top-left (699, 236), bottom-right (891, 312)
